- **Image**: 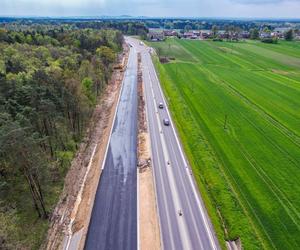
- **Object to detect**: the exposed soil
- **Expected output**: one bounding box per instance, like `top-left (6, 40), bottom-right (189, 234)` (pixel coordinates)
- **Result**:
top-left (137, 53), bottom-right (161, 250)
top-left (43, 45), bottom-right (129, 250)
top-left (226, 238), bottom-right (242, 250)
top-left (159, 57), bottom-right (170, 64)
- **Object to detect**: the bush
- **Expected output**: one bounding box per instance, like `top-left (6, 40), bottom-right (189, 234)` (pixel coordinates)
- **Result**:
top-left (213, 38), bottom-right (223, 42)
top-left (261, 38), bottom-right (278, 44)
top-left (284, 29), bottom-right (294, 41)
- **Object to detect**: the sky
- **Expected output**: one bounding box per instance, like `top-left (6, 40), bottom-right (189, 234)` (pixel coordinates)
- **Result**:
top-left (1, 0), bottom-right (300, 18)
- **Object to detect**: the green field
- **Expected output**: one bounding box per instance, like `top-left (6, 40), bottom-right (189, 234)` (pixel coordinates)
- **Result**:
top-left (149, 38), bottom-right (300, 249)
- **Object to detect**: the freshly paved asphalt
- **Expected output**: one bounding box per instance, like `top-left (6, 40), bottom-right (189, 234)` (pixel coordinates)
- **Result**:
top-left (127, 37), bottom-right (221, 250)
top-left (84, 46), bottom-right (138, 250)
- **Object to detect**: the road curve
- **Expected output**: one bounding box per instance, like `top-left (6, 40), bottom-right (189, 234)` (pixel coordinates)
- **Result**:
top-left (127, 37), bottom-right (221, 250)
top-left (84, 46), bottom-right (138, 250)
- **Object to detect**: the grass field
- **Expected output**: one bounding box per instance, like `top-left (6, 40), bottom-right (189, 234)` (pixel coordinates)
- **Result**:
top-left (149, 38), bottom-right (300, 249)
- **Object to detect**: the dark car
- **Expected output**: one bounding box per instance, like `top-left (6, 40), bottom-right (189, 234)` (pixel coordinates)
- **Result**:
top-left (158, 102), bottom-right (164, 109)
top-left (163, 118), bottom-right (170, 126)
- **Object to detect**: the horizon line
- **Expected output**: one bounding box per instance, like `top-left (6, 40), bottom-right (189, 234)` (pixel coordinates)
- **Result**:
top-left (0, 15), bottom-right (300, 21)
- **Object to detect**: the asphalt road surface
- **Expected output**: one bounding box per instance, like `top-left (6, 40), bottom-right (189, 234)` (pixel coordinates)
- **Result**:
top-left (127, 37), bottom-right (221, 250)
top-left (85, 46), bottom-right (138, 250)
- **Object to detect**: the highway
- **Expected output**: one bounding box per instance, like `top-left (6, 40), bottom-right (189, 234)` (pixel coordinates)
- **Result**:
top-left (84, 45), bottom-right (138, 250)
top-left (127, 37), bottom-right (221, 250)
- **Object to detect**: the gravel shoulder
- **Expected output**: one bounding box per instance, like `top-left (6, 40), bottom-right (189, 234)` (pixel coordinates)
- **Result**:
top-left (137, 52), bottom-right (161, 250)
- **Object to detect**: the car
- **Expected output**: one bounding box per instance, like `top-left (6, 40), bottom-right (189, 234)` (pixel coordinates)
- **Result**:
top-left (163, 118), bottom-right (170, 126)
top-left (178, 209), bottom-right (183, 216)
top-left (158, 102), bottom-right (164, 109)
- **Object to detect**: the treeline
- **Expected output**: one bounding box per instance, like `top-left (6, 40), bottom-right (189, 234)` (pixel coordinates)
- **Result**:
top-left (0, 25), bottom-right (123, 248)
top-left (74, 21), bottom-right (149, 36)
top-left (0, 19), bottom-right (149, 37)
top-left (143, 18), bottom-right (300, 32)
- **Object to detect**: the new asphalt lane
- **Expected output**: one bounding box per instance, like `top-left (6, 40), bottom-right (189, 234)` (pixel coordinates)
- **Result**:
top-left (127, 37), bottom-right (221, 250)
top-left (84, 46), bottom-right (138, 250)
top-left (85, 37), bottom-right (220, 250)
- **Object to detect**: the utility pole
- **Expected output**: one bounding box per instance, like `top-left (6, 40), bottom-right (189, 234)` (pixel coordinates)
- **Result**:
top-left (224, 114), bottom-right (228, 129)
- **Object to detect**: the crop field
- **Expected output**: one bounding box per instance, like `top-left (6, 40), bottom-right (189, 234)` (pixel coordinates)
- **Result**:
top-left (149, 38), bottom-right (300, 249)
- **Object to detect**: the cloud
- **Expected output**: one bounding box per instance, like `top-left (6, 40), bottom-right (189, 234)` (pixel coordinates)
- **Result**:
top-left (230, 0), bottom-right (298, 4)
top-left (0, 0), bottom-right (300, 18)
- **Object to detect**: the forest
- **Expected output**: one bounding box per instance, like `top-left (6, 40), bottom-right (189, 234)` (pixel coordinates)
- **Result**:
top-left (0, 22), bottom-right (123, 248)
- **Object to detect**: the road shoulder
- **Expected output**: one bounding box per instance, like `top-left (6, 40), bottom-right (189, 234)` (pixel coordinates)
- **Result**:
top-left (137, 52), bottom-right (161, 250)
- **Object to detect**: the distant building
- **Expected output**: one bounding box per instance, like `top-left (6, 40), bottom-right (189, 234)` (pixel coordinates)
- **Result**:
top-left (272, 27), bottom-right (291, 38)
top-left (183, 32), bottom-right (197, 39)
top-left (274, 27), bottom-right (291, 34)
top-left (163, 30), bottom-right (178, 37)
top-left (217, 30), bottom-right (227, 39)
top-left (259, 32), bottom-right (272, 39)
top-left (295, 31), bottom-right (300, 40)
top-left (192, 30), bottom-right (201, 36)
top-left (240, 31), bottom-right (250, 39)
top-left (147, 31), bottom-right (165, 41)
top-left (200, 30), bottom-right (212, 39)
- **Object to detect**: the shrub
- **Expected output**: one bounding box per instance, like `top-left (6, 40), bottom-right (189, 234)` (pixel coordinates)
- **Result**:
top-left (261, 37), bottom-right (278, 44)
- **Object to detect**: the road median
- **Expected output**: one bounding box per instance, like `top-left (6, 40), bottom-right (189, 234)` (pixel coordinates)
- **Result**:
top-left (137, 52), bottom-right (161, 250)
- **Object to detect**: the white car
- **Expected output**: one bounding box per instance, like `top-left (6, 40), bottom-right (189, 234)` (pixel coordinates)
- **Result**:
top-left (163, 118), bottom-right (170, 126)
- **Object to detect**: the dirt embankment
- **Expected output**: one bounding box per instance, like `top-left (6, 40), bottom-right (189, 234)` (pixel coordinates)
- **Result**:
top-left (43, 44), bottom-right (129, 250)
top-left (137, 53), bottom-right (161, 250)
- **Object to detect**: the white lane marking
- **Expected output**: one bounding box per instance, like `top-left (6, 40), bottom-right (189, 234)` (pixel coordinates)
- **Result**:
top-left (67, 46), bottom-right (136, 250)
top-left (146, 50), bottom-right (219, 250)
top-left (148, 66), bottom-right (192, 250)
top-left (101, 46), bottom-right (133, 170)
top-left (140, 55), bottom-right (165, 250)
top-left (166, 134), bottom-right (205, 249)
top-left (65, 145), bottom-right (97, 250)
top-left (142, 60), bottom-right (174, 250)
top-left (145, 54), bottom-right (204, 248)
top-left (126, 43), bottom-right (140, 250)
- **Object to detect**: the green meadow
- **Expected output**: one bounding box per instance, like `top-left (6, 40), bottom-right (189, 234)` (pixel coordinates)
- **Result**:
top-left (149, 38), bottom-right (300, 249)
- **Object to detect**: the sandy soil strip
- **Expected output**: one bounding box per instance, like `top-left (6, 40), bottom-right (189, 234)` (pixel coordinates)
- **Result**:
top-left (137, 53), bottom-right (161, 250)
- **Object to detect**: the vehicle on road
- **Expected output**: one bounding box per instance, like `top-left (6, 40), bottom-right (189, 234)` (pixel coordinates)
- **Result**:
top-left (158, 102), bottom-right (164, 109)
top-left (163, 118), bottom-right (170, 126)
top-left (178, 209), bottom-right (183, 216)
